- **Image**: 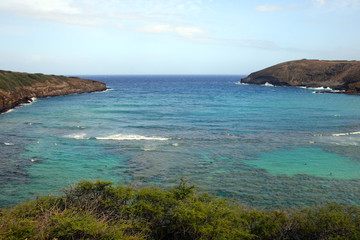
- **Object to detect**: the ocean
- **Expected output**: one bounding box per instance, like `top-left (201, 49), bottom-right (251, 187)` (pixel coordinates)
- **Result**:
top-left (1, 75), bottom-right (360, 208)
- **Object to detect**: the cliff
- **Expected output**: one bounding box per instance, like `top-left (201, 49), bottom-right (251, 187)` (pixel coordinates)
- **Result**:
top-left (241, 59), bottom-right (360, 93)
top-left (0, 70), bottom-right (107, 113)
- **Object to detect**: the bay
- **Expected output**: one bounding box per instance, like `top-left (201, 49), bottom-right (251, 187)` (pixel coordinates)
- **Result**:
top-left (1, 75), bottom-right (359, 208)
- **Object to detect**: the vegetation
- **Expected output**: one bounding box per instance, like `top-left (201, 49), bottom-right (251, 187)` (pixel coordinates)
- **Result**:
top-left (0, 70), bottom-right (70, 91)
top-left (1, 180), bottom-right (359, 239)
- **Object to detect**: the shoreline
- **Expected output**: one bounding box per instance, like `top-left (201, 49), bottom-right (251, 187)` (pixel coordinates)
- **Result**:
top-left (0, 70), bottom-right (107, 114)
top-left (0, 88), bottom-right (108, 114)
top-left (241, 59), bottom-right (360, 94)
top-left (1, 96), bottom-right (35, 114)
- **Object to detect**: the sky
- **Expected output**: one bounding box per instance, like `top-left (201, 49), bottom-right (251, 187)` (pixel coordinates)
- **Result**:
top-left (0, 0), bottom-right (360, 75)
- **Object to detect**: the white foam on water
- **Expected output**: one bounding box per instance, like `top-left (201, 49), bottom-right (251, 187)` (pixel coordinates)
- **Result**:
top-left (299, 86), bottom-right (342, 93)
top-left (2, 109), bottom-right (14, 114)
top-left (1, 97), bottom-right (38, 114)
top-left (308, 86), bottom-right (333, 90)
top-left (4, 142), bottom-right (15, 146)
top-left (65, 133), bottom-right (90, 140)
top-left (20, 97), bottom-right (37, 107)
top-left (263, 82), bottom-right (274, 87)
top-left (97, 88), bottom-right (114, 93)
top-left (332, 131), bottom-right (360, 137)
top-left (316, 87), bottom-right (331, 90)
top-left (234, 81), bottom-right (248, 85)
top-left (143, 148), bottom-right (154, 151)
top-left (96, 134), bottom-right (169, 141)
top-left (315, 131), bottom-right (360, 146)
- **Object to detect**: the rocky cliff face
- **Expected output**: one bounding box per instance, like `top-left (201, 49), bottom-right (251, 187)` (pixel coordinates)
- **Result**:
top-left (241, 59), bottom-right (360, 93)
top-left (0, 71), bottom-right (107, 113)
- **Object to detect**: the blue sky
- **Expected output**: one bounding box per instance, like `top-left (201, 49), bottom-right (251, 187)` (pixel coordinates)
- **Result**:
top-left (0, 0), bottom-right (359, 75)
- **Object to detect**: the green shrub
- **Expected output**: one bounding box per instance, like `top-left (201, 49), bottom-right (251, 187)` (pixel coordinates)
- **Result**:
top-left (171, 197), bottom-right (252, 239)
top-left (1, 180), bottom-right (360, 240)
top-left (45, 209), bottom-right (135, 240)
top-left (0, 70), bottom-right (71, 91)
top-left (288, 203), bottom-right (360, 240)
top-left (241, 209), bottom-right (288, 240)
top-left (171, 178), bottom-right (196, 200)
top-left (0, 218), bottom-right (38, 240)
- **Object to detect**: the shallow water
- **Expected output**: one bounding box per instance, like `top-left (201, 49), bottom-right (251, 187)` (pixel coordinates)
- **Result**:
top-left (1, 75), bottom-right (359, 208)
top-left (249, 147), bottom-right (360, 179)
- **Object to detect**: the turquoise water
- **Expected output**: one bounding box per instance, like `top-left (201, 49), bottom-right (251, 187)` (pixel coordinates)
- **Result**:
top-left (249, 147), bottom-right (360, 179)
top-left (1, 75), bottom-right (360, 208)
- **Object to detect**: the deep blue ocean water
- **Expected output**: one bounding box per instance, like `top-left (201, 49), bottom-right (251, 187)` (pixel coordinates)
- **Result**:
top-left (1, 75), bottom-right (360, 208)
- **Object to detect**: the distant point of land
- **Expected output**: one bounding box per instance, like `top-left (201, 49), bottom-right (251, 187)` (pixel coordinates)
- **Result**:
top-left (0, 70), bottom-right (107, 114)
top-left (242, 59), bottom-right (360, 94)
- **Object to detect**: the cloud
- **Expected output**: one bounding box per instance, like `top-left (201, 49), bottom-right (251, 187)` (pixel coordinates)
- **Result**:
top-left (254, 4), bottom-right (296, 12)
top-left (138, 24), bottom-right (207, 40)
top-left (0, 0), bottom-right (101, 26)
top-left (333, 0), bottom-right (360, 8)
top-left (175, 27), bottom-right (206, 39)
top-left (139, 24), bottom-right (172, 34)
top-left (256, 1), bottom-right (360, 12)
top-left (0, 0), bottom-right (211, 29)
top-left (211, 37), bottom-right (282, 51)
top-left (312, 0), bottom-right (360, 9)
top-left (255, 1), bottom-right (360, 13)
top-left (0, 0), bottom-right (80, 14)
top-left (0, 0), bottom-right (212, 44)
top-left (313, 0), bottom-right (326, 5)
top-left (255, 5), bottom-right (287, 12)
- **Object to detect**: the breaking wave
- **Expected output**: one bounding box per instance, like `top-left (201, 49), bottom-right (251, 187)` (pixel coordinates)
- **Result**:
top-left (332, 131), bottom-right (360, 137)
top-left (65, 133), bottom-right (90, 140)
top-left (3, 142), bottom-right (15, 146)
top-left (299, 86), bottom-right (333, 91)
top-left (64, 133), bottom-right (169, 141)
top-left (234, 81), bottom-right (248, 85)
top-left (96, 134), bottom-right (169, 141)
top-left (263, 82), bottom-right (274, 87)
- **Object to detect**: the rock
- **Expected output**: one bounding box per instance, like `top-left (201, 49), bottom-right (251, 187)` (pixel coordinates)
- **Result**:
top-left (241, 59), bottom-right (360, 94)
top-left (0, 70), bottom-right (107, 113)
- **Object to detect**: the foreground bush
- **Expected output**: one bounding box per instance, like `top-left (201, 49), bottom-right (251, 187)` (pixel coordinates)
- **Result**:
top-left (1, 180), bottom-right (359, 239)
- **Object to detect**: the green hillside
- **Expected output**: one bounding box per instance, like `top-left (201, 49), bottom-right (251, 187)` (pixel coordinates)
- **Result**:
top-left (1, 180), bottom-right (359, 240)
top-left (0, 70), bottom-right (72, 91)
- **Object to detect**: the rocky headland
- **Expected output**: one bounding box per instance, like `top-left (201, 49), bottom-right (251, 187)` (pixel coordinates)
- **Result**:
top-left (241, 59), bottom-right (360, 94)
top-left (0, 70), bottom-right (107, 114)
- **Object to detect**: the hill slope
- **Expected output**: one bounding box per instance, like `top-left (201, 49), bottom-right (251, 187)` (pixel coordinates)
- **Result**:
top-left (0, 70), bottom-right (106, 113)
top-left (1, 180), bottom-right (360, 240)
top-left (241, 59), bottom-right (360, 93)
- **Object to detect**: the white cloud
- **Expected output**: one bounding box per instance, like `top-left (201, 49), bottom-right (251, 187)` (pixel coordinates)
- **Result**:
top-left (0, 0), bottom-right (100, 25)
top-left (139, 24), bottom-right (173, 34)
top-left (255, 4), bottom-right (298, 12)
top-left (312, 0), bottom-right (360, 9)
top-left (333, 0), bottom-right (360, 8)
top-left (0, 0), bottom-right (80, 14)
top-left (255, 5), bottom-right (288, 12)
top-left (0, 0), bottom-right (212, 43)
top-left (0, 0), bottom-right (211, 28)
top-left (211, 37), bottom-right (281, 51)
top-left (175, 27), bottom-right (206, 39)
top-left (313, 0), bottom-right (326, 5)
top-left (138, 24), bottom-right (206, 40)
top-left (256, 1), bottom-right (360, 12)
